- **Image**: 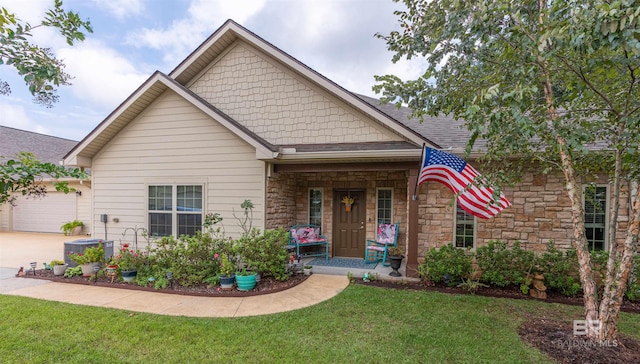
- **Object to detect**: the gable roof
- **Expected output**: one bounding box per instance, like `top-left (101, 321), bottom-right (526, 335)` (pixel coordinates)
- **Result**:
top-left (0, 125), bottom-right (78, 164)
top-left (65, 20), bottom-right (445, 167)
top-left (64, 71), bottom-right (278, 167)
top-left (171, 19), bottom-right (437, 149)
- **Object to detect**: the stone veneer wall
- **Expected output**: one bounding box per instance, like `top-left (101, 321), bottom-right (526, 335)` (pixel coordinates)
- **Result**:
top-left (416, 170), bottom-right (630, 257)
top-left (266, 167), bottom-right (629, 261)
top-left (266, 170), bottom-right (408, 256)
top-left (265, 171), bottom-right (297, 229)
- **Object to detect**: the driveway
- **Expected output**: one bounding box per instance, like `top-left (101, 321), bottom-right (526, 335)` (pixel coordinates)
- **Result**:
top-left (0, 232), bottom-right (72, 270)
top-left (0, 232), bottom-right (74, 293)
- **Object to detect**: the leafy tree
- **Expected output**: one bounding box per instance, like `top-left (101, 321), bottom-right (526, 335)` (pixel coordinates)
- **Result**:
top-left (0, 152), bottom-right (87, 206)
top-left (0, 0), bottom-right (92, 107)
top-left (375, 0), bottom-right (640, 342)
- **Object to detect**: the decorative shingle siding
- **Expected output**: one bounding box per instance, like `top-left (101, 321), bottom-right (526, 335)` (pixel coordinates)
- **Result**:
top-left (189, 43), bottom-right (402, 145)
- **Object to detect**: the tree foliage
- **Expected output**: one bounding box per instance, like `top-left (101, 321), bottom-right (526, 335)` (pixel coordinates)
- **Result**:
top-left (0, 0), bottom-right (92, 107)
top-left (375, 0), bottom-right (640, 341)
top-left (0, 152), bottom-right (87, 206)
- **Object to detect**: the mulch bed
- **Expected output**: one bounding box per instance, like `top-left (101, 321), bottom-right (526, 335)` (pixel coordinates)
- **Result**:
top-left (354, 279), bottom-right (640, 314)
top-left (355, 279), bottom-right (640, 363)
top-left (19, 269), bottom-right (308, 297)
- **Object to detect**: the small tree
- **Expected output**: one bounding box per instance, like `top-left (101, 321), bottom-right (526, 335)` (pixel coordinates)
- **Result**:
top-left (375, 0), bottom-right (640, 342)
top-left (0, 152), bottom-right (87, 206)
top-left (0, 0), bottom-right (92, 107)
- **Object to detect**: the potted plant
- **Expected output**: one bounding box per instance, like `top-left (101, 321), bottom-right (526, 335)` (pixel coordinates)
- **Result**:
top-left (218, 254), bottom-right (235, 289)
top-left (113, 244), bottom-right (143, 282)
top-left (341, 195), bottom-right (355, 212)
top-left (60, 220), bottom-right (84, 236)
top-left (303, 265), bottom-right (313, 276)
top-left (50, 259), bottom-right (68, 276)
top-left (235, 268), bottom-right (257, 291)
top-left (68, 243), bottom-right (104, 276)
top-left (387, 246), bottom-right (404, 277)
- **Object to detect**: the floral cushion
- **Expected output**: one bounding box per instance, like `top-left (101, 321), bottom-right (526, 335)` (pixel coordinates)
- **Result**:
top-left (376, 224), bottom-right (396, 245)
top-left (290, 226), bottom-right (325, 244)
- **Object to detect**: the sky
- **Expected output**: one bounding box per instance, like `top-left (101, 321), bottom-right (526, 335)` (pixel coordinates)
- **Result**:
top-left (0, 0), bottom-right (425, 141)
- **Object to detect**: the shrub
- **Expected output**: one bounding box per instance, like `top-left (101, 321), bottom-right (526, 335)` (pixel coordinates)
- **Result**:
top-left (237, 228), bottom-right (290, 281)
top-left (418, 243), bottom-right (472, 286)
top-left (148, 232), bottom-right (232, 287)
top-left (538, 241), bottom-right (581, 296)
top-left (475, 240), bottom-right (536, 287)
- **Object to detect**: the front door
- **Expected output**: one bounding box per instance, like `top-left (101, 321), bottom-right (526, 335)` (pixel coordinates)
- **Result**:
top-left (333, 190), bottom-right (366, 257)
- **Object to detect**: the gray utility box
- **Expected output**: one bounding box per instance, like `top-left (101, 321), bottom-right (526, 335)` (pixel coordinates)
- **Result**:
top-left (64, 239), bottom-right (114, 267)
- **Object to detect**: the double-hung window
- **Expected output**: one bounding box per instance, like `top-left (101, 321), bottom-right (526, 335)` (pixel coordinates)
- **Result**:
top-left (454, 203), bottom-right (475, 248)
top-left (309, 188), bottom-right (323, 229)
top-left (148, 185), bottom-right (203, 237)
top-left (584, 185), bottom-right (607, 251)
top-left (376, 188), bottom-right (393, 225)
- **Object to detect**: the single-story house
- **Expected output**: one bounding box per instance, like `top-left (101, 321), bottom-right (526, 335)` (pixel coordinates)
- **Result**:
top-left (0, 126), bottom-right (91, 233)
top-left (63, 20), bottom-right (632, 276)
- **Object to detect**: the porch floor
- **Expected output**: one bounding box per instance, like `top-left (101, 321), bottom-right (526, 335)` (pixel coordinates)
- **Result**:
top-left (301, 257), bottom-right (419, 283)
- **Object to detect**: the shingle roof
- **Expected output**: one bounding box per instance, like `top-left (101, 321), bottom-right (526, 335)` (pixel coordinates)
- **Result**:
top-left (0, 125), bottom-right (78, 164)
top-left (355, 94), bottom-right (485, 151)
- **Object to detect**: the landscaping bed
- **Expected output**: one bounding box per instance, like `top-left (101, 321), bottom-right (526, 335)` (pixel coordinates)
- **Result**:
top-left (21, 268), bottom-right (308, 297)
top-left (354, 278), bottom-right (640, 314)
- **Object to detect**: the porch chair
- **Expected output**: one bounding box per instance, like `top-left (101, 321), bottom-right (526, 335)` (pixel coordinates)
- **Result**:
top-left (364, 222), bottom-right (399, 266)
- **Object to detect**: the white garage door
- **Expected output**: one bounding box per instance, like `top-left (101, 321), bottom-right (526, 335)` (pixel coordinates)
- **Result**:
top-left (13, 193), bottom-right (77, 233)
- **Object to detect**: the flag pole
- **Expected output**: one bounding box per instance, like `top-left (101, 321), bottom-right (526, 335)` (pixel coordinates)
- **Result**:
top-left (412, 143), bottom-right (426, 200)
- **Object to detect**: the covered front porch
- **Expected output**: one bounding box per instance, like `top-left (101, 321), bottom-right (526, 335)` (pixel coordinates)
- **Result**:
top-left (266, 162), bottom-right (422, 277)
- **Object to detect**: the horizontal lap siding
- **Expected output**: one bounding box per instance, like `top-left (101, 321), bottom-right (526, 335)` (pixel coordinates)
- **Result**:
top-left (91, 91), bottom-right (265, 239)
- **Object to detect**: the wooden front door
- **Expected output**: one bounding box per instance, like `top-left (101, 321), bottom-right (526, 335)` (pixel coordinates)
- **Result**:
top-left (333, 190), bottom-right (366, 257)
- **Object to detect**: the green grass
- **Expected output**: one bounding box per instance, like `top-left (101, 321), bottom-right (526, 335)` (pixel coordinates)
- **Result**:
top-left (1, 285), bottom-right (639, 363)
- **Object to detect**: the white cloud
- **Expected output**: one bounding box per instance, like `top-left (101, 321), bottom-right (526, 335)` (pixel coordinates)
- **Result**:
top-left (90, 0), bottom-right (145, 20)
top-left (0, 102), bottom-right (52, 136)
top-left (124, 0), bottom-right (266, 65)
top-left (57, 40), bottom-right (149, 109)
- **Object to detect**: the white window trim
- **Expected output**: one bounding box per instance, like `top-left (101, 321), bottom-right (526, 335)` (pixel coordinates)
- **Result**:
top-left (375, 188), bottom-right (394, 226)
top-left (146, 183), bottom-right (205, 237)
top-left (308, 188), bottom-right (323, 227)
top-left (582, 184), bottom-right (609, 251)
top-left (453, 203), bottom-right (476, 249)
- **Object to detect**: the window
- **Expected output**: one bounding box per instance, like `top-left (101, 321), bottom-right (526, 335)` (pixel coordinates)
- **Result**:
top-left (148, 185), bottom-right (203, 237)
top-left (376, 188), bottom-right (393, 225)
top-left (454, 203), bottom-right (475, 248)
top-left (584, 185), bottom-right (607, 251)
top-left (309, 189), bottom-right (323, 228)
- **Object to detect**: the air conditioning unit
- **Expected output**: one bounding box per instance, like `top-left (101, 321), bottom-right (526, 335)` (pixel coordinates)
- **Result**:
top-left (63, 239), bottom-right (114, 267)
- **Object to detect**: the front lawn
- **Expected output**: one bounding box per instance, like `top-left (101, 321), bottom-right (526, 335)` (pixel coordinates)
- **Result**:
top-left (1, 284), bottom-right (639, 363)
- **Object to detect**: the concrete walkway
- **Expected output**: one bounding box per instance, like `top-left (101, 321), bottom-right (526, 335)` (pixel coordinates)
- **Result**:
top-left (0, 232), bottom-right (349, 317)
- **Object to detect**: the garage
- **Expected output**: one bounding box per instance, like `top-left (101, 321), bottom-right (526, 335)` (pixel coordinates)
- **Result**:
top-left (12, 192), bottom-right (78, 233)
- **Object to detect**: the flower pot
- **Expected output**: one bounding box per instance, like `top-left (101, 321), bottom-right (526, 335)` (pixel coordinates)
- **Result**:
top-left (235, 272), bottom-right (257, 291)
top-left (219, 274), bottom-right (235, 289)
top-left (121, 269), bottom-right (138, 282)
top-left (303, 267), bottom-right (312, 276)
top-left (81, 262), bottom-right (99, 277)
top-left (345, 204), bottom-right (352, 212)
top-left (388, 255), bottom-right (403, 277)
top-left (53, 264), bottom-right (68, 276)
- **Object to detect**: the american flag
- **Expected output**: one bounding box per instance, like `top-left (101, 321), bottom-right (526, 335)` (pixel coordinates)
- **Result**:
top-left (419, 147), bottom-right (511, 219)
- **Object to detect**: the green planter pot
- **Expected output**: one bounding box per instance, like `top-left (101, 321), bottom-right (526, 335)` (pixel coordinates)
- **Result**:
top-left (235, 272), bottom-right (257, 291)
top-left (219, 274), bottom-right (235, 289)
